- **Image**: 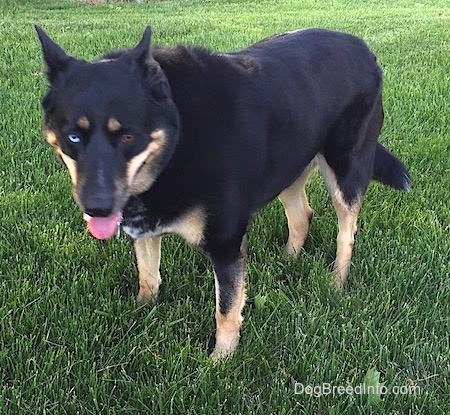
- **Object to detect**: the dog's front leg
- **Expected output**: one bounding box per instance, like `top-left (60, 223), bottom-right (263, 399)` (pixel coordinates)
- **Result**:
top-left (209, 241), bottom-right (247, 361)
top-left (134, 236), bottom-right (162, 303)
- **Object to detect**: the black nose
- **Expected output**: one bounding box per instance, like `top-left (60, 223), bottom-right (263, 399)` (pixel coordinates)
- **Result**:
top-left (83, 194), bottom-right (114, 218)
top-left (84, 206), bottom-right (113, 218)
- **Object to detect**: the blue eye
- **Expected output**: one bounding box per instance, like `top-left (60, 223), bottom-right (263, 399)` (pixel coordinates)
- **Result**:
top-left (68, 133), bottom-right (81, 143)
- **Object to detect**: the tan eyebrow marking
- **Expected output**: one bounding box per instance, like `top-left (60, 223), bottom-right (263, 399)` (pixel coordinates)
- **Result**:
top-left (107, 117), bottom-right (122, 132)
top-left (76, 116), bottom-right (90, 130)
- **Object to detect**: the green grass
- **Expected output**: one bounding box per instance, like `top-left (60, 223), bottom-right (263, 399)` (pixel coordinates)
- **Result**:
top-left (1, 0), bottom-right (449, 413)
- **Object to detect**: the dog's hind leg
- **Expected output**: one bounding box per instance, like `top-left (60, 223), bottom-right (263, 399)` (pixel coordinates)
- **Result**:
top-left (278, 160), bottom-right (316, 256)
top-left (317, 155), bottom-right (362, 289)
top-left (209, 236), bottom-right (247, 361)
top-left (318, 87), bottom-right (383, 288)
top-left (134, 236), bottom-right (162, 302)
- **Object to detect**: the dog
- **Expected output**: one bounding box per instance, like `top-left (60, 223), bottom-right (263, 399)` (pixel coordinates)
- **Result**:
top-left (36, 25), bottom-right (410, 359)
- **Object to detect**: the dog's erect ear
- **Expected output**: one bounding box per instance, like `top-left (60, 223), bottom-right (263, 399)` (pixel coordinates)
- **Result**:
top-left (123, 26), bottom-right (155, 76)
top-left (125, 26), bottom-right (170, 103)
top-left (35, 25), bottom-right (71, 81)
top-left (130, 26), bottom-right (152, 63)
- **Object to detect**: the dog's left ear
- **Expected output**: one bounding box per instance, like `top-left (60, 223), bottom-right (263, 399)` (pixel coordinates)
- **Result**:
top-left (35, 25), bottom-right (72, 82)
top-left (126, 26), bottom-right (153, 73)
top-left (125, 26), bottom-right (171, 103)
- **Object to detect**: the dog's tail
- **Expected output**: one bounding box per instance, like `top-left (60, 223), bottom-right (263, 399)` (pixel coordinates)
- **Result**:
top-left (373, 143), bottom-right (411, 191)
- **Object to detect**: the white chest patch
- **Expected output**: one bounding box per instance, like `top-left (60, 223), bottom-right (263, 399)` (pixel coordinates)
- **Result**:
top-left (123, 205), bottom-right (207, 246)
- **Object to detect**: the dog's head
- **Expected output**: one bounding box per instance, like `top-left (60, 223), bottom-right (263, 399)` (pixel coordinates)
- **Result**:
top-left (36, 26), bottom-right (180, 239)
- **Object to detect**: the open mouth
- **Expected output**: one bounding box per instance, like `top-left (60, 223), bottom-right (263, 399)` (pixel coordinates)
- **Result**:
top-left (83, 211), bottom-right (122, 240)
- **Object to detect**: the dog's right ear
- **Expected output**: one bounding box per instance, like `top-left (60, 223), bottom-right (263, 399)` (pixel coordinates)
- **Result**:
top-left (35, 25), bottom-right (71, 81)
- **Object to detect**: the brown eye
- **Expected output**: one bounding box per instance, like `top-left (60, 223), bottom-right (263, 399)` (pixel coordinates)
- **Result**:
top-left (122, 134), bottom-right (134, 143)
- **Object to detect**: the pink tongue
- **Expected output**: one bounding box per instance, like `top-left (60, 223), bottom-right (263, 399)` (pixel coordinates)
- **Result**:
top-left (84, 212), bottom-right (122, 240)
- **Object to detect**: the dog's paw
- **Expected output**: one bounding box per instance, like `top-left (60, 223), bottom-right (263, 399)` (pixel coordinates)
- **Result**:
top-left (136, 287), bottom-right (159, 304)
top-left (209, 337), bottom-right (239, 362)
top-left (209, 347), bottom-right (235, 362)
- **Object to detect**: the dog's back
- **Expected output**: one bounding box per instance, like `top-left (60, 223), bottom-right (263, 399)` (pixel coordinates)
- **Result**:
top-left (150, 29), bottom-right (385, 211)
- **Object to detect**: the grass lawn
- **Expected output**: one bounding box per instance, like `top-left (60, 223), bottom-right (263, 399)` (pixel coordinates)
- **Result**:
top-left (1, 0), bottom-right (449, 413)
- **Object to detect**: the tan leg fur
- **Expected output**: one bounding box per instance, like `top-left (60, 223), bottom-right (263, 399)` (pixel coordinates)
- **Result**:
top-left (278, 160), bottom-right (316, 255)
top-left (210, 271), bottom-right (246, 361)
top-left (134, 236), bottom-right (162, 302)
top-left (317, 155), bottom-right (361, 289)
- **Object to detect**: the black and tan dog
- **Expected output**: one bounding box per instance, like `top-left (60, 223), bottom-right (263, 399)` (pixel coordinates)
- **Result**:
top-left (36, 26), bottom-right (410, 359)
